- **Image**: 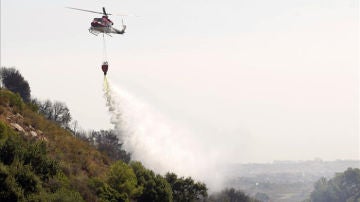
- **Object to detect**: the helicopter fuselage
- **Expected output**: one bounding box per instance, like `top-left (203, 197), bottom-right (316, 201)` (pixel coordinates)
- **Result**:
top-left (89, 16), bottom-right (126, 35)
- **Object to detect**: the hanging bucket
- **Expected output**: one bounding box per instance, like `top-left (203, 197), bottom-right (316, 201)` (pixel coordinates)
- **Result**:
top-left (102, 61), bottom-right (109, 75)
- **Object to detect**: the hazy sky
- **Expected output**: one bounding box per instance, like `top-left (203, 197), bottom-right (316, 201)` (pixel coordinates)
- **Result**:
top-left (1, 0), bottom-right (359, 163)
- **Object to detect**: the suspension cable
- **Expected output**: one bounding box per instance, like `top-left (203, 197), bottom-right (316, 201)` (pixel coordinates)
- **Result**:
top-left (102, 33), bottom-right (108, 62)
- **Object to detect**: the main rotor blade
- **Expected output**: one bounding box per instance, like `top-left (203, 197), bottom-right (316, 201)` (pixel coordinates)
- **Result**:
top-left (102, 7), bottom-right (107, 16)
top-left (66, 7), bottom-right (112, 15)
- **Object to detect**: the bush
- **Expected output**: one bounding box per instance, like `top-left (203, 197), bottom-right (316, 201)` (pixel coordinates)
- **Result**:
top-left (23, 141), bottom-right (59, 181)
top-left (131, 161), bottom-right (173, 202)
top-left (89, 130), bottom-right (131, 163)
top-left (0, 106), bottom-right (5, 115)
top-left (0, 67), bottom-right (31, 102)
top-left (0, 89), bottom-right (24, 112)
top-left (27, 188), bottom-right (85, 202)
top-left (89, 178), bottom-right (127, 202)
top-left (0, 121), bottom-right (10, 146)
top-left (107, 161), bottom-right (143, 201)
top-left (34, 99), bottom-right (72, 128)
top-left (165, 172), bottom-right (208, 202)
top-left (310, 168), bottom-right (360, 202)
top-left (13, 164), bottom-right (41, 196)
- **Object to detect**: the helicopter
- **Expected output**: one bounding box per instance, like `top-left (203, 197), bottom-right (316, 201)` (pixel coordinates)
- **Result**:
top-left (66, 7), bottom-right (127, 36)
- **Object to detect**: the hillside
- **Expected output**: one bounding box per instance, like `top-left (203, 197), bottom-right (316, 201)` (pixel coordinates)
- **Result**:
top-left (0, 67), bottom-right (262, 202)
top-left (0, 89), bottom-right (113, 201)
top-left (0, 89), bottom-right (227, 202)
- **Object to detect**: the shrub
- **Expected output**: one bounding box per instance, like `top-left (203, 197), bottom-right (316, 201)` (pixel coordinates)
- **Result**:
top-left (107, 161), bottom-right (143, 201)
top-left (131, 161), bottom-right (173, 202)
top-left (0, 67), bottom-right (31, 102)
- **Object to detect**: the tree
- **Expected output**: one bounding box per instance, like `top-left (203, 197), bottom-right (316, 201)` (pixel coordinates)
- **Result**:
top-left (310, 168), bottom-right (360, 202)
top-left (131, 161), bottom-right (173, 202)
top-left (52, 101), bottom-right (72, 127)
top-left (89, 130), bottom-right (131, 163)
top-left (107, 161), bottom-right (143, 201)
top-left (23, 142), bottom-right (59, 181)
top-left (35, 99), bottom-right (72, 128)
top-left (208, 188), bottom-right (258, 202)
top-left (0, 121), bottom-right (71, 201)
top-left (0, 67), bottom-right (31, 102)
top-left (89, 178), bottom-right (127, 202)
top-left (35, 99), bottom-right (52, 118)
top-left (165, 172), bottom-right (207, 202)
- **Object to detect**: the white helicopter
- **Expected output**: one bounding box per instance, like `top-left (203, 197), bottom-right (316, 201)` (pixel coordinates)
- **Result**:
top-left (66, 7), bottom-right (127, 36)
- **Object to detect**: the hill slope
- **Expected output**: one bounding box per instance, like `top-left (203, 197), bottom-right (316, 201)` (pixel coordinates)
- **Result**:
top-left (0, 89), bottom-right (112, 201)
top-left (0, 89), bottom-right (213, 202)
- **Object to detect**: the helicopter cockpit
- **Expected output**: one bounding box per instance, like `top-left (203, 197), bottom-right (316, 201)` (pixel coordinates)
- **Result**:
top-left (91, 18), bottom-right (105, 27)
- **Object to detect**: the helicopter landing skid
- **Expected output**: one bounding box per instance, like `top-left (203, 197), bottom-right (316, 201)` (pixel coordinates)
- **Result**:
top-left (89, 29), bottom-right (98, 36)
top-left (88, 28), bottom-right (112, 37)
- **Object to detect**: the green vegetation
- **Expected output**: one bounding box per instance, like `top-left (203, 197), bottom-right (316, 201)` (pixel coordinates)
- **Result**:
top-left (89, 161), bottom-right (142, 202)
top-left (0, 67), bottom-right (31, 103)
top-left (207, 188), bottom-right (259, 202)
top-left (0, 67), bottom-right (258, 202)
top-left (0, 83), bottom-right (212, 202)
top-left (131, 161), bottom-right (173, 202)
top-left (309, 168), bottom-right (360, 202)
top-left (0, 88), bottom-right (211, 201)
top-left (165, 172), bottom-right (208, 202)
top-left (0, 120), bottom-right (83, 201)
top-left (32, 99), bottom-right (72, 128)
top-left (88, 130), bottom-right (131, 163)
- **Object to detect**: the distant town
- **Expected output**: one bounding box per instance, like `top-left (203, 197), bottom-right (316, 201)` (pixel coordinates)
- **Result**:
top-left (223, 160), bottom-right (360, 202)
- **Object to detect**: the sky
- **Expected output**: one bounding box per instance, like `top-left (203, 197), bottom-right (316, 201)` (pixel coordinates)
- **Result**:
top-left (1, 0), bottom-right (359, 163)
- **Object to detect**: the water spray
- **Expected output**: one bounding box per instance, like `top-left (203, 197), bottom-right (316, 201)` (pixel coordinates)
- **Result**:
top-left (102, 79), bottom-right (225, 191)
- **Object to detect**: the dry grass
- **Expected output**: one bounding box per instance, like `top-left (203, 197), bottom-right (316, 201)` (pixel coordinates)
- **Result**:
top-left (0, 89), bottom-right (112, 201)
